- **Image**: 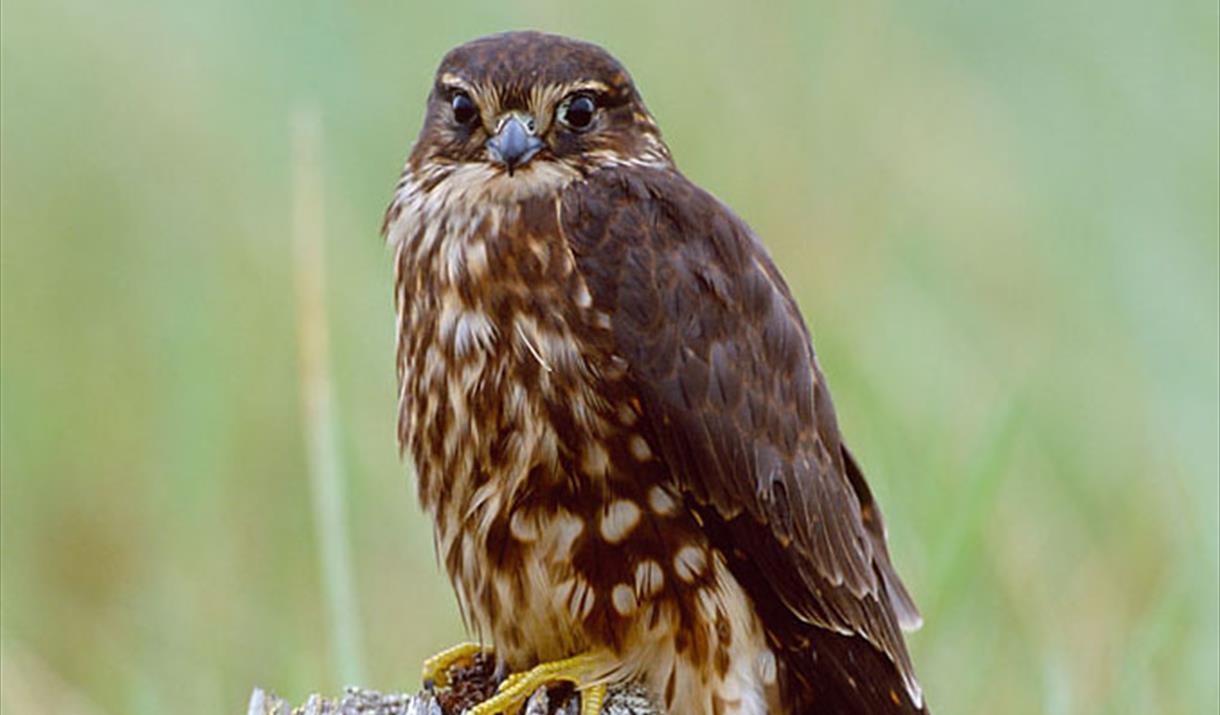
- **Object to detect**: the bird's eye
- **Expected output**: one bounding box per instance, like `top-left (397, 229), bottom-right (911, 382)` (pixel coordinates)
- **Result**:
top-left (558, 94), bottom-right (597, 131)
top-left (451, 92), bottom-right (478, 126)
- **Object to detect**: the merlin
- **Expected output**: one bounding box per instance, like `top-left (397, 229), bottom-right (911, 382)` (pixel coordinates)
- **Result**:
top-left (384, 31), bottom-right (928, 715)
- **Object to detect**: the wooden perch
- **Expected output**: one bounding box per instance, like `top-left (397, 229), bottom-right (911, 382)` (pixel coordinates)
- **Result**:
top-left (248, 655), bottom-right (660, 715)
top-left (247, 684), bottom-right (658, 715)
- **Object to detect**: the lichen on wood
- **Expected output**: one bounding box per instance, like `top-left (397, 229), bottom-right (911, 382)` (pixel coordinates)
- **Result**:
top-left (248, 656), bottom-right (659, 715)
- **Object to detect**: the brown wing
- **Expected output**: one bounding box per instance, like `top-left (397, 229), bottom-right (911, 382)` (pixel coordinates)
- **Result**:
top-left (561, 166), bottom-right (926, 712)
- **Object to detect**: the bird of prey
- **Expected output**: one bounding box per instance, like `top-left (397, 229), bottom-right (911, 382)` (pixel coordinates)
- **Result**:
top-left (384, 31), bottom-right (928, 715)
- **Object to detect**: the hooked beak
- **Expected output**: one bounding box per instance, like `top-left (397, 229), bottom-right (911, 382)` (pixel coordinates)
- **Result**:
top-left (486, 113), bottom-right (543, 175)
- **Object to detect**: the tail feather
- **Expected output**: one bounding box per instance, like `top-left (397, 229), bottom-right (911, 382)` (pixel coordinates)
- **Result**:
top-left (779, 626), bottom-right (928, 715)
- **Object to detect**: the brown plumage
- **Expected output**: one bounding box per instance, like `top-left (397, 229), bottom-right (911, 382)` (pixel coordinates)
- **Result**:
top-left (385, 31), bottom-right (928, 715)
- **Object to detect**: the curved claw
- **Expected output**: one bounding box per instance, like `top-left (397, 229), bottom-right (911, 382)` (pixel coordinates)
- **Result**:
top-left (579, 684), bottom-right (608, 715)
top-left (421, 642), bottom-right (485, 689)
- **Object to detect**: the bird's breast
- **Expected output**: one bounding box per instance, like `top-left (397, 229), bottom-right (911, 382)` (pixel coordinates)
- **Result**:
top-left (392, 186), bottom-right (663, 636)
top-left (392, 187), bottom-right (634, 631)
top-left (389, 180), bottom-right (779, 714)
top-left (393, 190), bottom-right (618, 493)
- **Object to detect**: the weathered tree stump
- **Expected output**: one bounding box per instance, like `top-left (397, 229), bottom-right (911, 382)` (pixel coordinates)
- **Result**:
top-left (248, 655), bottom-right (659, 715)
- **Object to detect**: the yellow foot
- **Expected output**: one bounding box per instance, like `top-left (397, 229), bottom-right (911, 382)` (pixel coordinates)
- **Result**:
top-left (467, 653), bottom-right (607, 715)
top-left (580, 683), bottom-right (608, 715)
top-left (421, 641), bottom-right (487, 689)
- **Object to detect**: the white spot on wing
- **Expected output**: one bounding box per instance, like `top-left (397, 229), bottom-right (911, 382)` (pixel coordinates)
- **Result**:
top-left (635, 559), bottom-right (664, 597)
top-left (628, 434), bottom-right (654, 462)
top-left (674, 545), bottom-right (708, 582)
top-left (648, 486), bottom-right (678, 516)
top-left (600, 500), bottom-right (641, 543)
top-left (612, 583), bottom-right (637, 615)
top-left (574, 280), bottom-right (592, 308)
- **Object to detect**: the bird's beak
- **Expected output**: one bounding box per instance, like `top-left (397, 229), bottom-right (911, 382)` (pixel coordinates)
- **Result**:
top-left (486, 113), bottom-right (543, 175)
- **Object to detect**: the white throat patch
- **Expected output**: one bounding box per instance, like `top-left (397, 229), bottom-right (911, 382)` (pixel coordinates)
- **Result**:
top-left (386, 159), bottom-right (580, 250)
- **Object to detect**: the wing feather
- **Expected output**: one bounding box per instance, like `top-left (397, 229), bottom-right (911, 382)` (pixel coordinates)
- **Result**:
top-left (561, 166), bottom-right (925, 709)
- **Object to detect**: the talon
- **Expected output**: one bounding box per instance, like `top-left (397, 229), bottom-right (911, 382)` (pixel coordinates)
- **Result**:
top-left (495, 670), bottom-right (529, 694)
top-left (580, 684), bottom-right (607, 715)
top-left (421, 641), bottom-right (486, 689)
top-left (467, 652), bottom-right (603, 715)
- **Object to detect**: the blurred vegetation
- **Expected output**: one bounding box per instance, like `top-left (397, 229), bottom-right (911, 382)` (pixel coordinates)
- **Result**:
top-left (1, 1), bottom-right (1216, 714)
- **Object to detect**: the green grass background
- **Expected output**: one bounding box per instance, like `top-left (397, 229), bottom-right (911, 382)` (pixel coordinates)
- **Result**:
top-left (2, 1), bottom-right (1217, 713)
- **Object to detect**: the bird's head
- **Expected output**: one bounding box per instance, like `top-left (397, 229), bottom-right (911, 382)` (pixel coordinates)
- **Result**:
top-left (404, 32), bottom-right (671, 198)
